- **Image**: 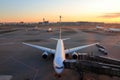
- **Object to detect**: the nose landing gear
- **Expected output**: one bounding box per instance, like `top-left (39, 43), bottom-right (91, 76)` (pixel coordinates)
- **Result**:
top-left (54, 73), bottom-right (61, 78)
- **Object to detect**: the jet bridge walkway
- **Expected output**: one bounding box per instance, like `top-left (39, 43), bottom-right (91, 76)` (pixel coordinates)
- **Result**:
top-left (88, 56), bottom-right (120, 66)
top-left (64, 55), bottom-right (120, 77)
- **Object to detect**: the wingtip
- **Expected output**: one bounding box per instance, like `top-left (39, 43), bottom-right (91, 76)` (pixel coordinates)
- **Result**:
top-left (96, 42), bottom-right (99, 44)
top-left (22, 42), bottom-right (25, 44)
top-left (97, 42), bottom-right (100, 44)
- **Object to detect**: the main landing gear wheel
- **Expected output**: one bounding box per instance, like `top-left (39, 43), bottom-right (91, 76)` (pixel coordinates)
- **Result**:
top-left (54, 73), bottom-right (61, 78)
top-left (79, 72), bottom-right (84, 80)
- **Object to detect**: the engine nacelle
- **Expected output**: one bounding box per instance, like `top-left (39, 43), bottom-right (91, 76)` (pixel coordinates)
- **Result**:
top-left (65, 54), bottom-right (69, 58)
top-left (96, 44), bottom-right (108, 55)
top-left (72, 52), bottom-right (78, 59)
top-left (96, 44), bottom-right (105, 49)
top-left (42, 52), bottom-right (48, 59)
top-left (98, 48), bottom-right (108, 55)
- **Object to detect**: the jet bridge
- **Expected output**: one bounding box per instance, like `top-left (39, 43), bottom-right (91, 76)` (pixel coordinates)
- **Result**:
top-left (88, 56), bottom-right (120, 66)
top-left (64, 55), bottom-right (120, 77)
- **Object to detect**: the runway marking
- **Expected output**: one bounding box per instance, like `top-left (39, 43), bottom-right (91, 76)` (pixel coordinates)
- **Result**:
top-left (0, 56), bottom-right (42, 80)
top-left (10, 57), bottom-right (43, 80)
top-left (0, 42), bottom-right (15, 45)
top-left (0, 75), bottom-right (12, 80)
top-left (0, 56), bottom-right (13, 65)
top-left (10, 57), bottom-right (37, 71)
top-left (32, 69), bottom-right (39, 80)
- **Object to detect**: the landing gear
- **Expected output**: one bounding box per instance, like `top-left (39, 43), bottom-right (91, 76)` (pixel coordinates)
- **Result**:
top-left (54, 73), bottom-right (61, 78)
top-left (51, 54), bottom-right (54, 58)
top-left (79, 72), bottom-right (84, 80)
top-left (76, 67), bottom-right (85, 80)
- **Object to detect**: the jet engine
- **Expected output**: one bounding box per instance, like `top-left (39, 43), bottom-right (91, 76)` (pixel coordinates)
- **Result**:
top-left (96, 44), bottom-right (108, 55)
top-left (65, 54), bottom-right (69, 58)
top-left (72, 52), bottom-right (78, 59)
top-left (42, 52), bottom-right (48, 59)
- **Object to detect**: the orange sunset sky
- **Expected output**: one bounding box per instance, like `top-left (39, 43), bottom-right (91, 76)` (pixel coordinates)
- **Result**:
top-left (0, 0), bottom-right (120, 23)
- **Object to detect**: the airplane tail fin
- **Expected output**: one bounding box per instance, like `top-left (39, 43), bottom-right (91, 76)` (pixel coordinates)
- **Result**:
top-left (51, 16), bottom-right (70, 41)
top-left (59, 27), bottom-right (61, 39)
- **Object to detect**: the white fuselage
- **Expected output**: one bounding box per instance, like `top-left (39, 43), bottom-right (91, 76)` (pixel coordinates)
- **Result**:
top-left (107, 28), bottom-right (120, 32)
top-left (53, 39), bottom-right (66, 74)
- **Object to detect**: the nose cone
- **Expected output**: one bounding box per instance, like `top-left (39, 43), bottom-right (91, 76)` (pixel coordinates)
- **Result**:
top-left (54, 64), bottom-right (64, 74)
top-left (55, 68), bottom-right (64, 74)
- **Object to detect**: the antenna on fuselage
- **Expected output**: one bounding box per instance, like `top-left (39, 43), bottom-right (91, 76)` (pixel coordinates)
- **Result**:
top-left (59, 16), bottom-right (62, 39)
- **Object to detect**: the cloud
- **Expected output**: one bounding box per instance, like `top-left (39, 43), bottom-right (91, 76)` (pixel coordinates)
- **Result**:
top-left (99, 13), bottom-right (120, 18)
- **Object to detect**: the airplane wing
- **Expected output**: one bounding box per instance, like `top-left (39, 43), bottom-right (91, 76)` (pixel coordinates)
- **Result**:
top-left (65, 43), bottom-right (99, 54)
top-left (22, 42), bottom-right (55, 54)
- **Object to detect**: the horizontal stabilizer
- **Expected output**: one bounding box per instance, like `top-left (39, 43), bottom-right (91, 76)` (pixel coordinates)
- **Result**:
top-left (62, 38), bottom-right (70, 40)
top-left (51, 38), bottom-right (59, 40)
top-left (51, 38), bottom-right (70, 41)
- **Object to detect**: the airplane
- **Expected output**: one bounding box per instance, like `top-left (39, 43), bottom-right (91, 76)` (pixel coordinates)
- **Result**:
top-left (22, 28), bottom-right (100, 76)
top-left (47, 28), bottom-right (53, 32)
top-left (105, 28), bottom-right (120, 32)
top-left (96, 26), bottom-right (105, 30)
top-left (96, 26), bottom-right (120, 32)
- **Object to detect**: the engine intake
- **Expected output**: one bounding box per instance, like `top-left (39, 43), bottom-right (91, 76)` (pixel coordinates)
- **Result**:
top-left (72, 52), bottom-right (78, 59)
top-left (42, 52), bottom-right (48, 59)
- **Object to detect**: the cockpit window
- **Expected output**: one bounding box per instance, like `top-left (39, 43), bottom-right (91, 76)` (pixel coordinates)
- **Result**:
top-left (55, 66), bottom-right (64, 69)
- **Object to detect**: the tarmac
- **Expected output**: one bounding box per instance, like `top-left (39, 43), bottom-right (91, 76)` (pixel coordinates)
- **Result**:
top-left (0, 26), bottom-right (120, 80)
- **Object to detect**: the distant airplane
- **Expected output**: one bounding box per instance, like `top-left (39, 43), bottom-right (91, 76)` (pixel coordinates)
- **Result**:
top-left (96, 26), bottom-right (104, 30)
top-left (23, 28), bottom-right (100, 76)
top-left (96, 26), bottom-right (120, 32)
top-left (47, 28), bottom-right (53, 32)
top-left (25, 26), bottom-right (40, 31)
top-left (105, 28), bottom-right (120, 32)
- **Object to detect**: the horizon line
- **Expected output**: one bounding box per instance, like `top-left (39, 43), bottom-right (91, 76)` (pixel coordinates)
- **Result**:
top-left (1, 20), bottom-right (120, 23)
